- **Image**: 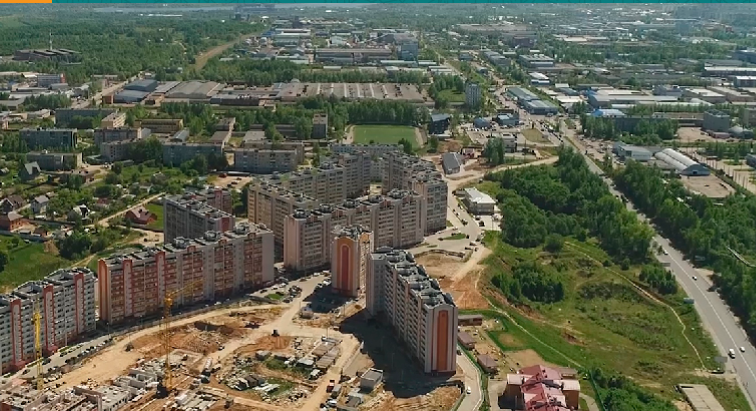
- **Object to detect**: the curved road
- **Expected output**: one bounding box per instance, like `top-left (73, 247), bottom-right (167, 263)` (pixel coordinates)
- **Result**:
top-left (564, 124), bottom-right (756, 410)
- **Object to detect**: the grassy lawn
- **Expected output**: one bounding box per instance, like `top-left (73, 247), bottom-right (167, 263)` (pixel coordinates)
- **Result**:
top-left (266, 293), bottom-right (284, 301)
top-left (522, 127), bottom-right (550, 144)
top-left (145, 203), bottom-right (164, 231)
top-left (438, 89), bottom-right (466, 102)
top-left (442, 232), bottom-right (467, 241)
top-left (478, 233), bottom-right (748, 410)
top-left (353, 125), bottom-right (418, 147)
top-left (0, 237), bottom-right (68, 291)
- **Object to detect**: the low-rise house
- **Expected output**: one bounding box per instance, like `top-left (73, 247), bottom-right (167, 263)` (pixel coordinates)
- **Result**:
top-left (0, 211), bottom-right (24, 231)
top-left (0, 195), bottom-right (25, 213)
top-left (19, 162), bottom-right (42, 181)
top-left (31, 195), bottom-right (49, 214)
top-left (125, 206), bottom-right (156, 225)
top-left (68, 204), bottom-right (91, 221)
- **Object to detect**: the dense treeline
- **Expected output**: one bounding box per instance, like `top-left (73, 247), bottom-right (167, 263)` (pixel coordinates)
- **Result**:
top-left (21, 94), bottom-right (72, 111)
top-left (591, 368), bottom-right (677, 411)
top-left (614, 161), bottom-right (756, 335)
top-left (485, 148), bottom-right (653, 265)
top-left (0, 18), bottom-right (261, 82)
top-left (492, 261), bottom-right (565, 303)
top-left (427, 74), bottom-right (465, 108)
top-left (199, 59), bottom-right (428, 86)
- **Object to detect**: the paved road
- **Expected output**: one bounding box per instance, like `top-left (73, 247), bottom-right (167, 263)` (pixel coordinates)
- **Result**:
top-left (457, 350), bottom-right (483, 411)
top-left (563, 123), bottom-right (756, 410)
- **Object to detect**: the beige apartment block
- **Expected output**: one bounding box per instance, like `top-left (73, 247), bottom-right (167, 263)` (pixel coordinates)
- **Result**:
top-left (98, 223), bottom-right (274, 325)
top-left (332, 225), bottom-right (373, 298)
top-left (164, 193), bottom-right (236, 242)
top-left (247, 181), bottom-right (318, 246)
top-left (367, 248), bottom-right (458, 374)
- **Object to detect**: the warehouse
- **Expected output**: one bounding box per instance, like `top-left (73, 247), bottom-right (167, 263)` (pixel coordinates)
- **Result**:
top-left (506, 86), bottom-right (538, 102)
top-left (114, 89), bottom-right (149, 104)
top-left (124, 79), bottom-right (158, 93)
top-left (166, 81), bottom-right (222, 99)
top-left (654, 148), bottom-right (709, 176)
top-left (523, 99), bottom-right (558, 115)
top-left (614, 143), bottom-right (652, 162)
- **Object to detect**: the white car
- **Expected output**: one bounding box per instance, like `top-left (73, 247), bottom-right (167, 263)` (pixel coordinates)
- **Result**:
top-left (466, 386), bottom-right (472, 395)
top-left (740, 347), bottom-right (746, 353)
top-left (692, 276), bottom-right (697, 281)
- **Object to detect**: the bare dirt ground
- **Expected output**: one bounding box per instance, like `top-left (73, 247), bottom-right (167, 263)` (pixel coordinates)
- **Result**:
top-left (677, 127), bottom-right (718, 143)
top-left (192, 33), bottom-right (256, 71)
top-left (674, 400), bottom-right (695, 411)
top-left (445, 268), bottom-right (489, 310)
top-left (414, 127), bottom-right (426, 148)
top-left (416, 253), bottom-right (464, 280)
top-left (378, 386), bottom-right (460, 411)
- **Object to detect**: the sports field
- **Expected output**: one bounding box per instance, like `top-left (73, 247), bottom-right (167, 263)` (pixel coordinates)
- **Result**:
top-left (353, 125), bottom-right (418, 147)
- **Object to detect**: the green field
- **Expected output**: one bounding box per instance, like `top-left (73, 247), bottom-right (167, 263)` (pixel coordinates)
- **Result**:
top-left (0, 237), bottom-right (67, 291)
top-left (353, 125), bottom-right (418, 147)
top-left (522, 127), bottom-right (550, 144)
top-left (145, 203), bottom-right (164, 231)
top-left (437, 89), bottom-right (466, 102)
top-left (479, 232), bottom-right (749, 411)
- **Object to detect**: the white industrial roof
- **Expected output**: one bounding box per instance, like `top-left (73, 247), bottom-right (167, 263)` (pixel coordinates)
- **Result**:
top-left (464, 188), bottom-right (496, 205)
top-left (654, 148), bottom-right (697, 172)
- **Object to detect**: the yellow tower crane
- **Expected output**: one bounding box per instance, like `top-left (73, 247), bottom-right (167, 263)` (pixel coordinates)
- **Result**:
top-left (33, 299), bottom-right (43, 391)
top-left (157, 279), bottom-right (204, 397)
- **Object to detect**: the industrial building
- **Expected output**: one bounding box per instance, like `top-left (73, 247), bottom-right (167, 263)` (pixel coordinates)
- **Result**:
top-left (502, 365), bottom-right (581, 411)
top-left (683, 88), bottom-right (727, 104)
top-left (518, 54), bottom-right (555, 68)
top-left (703, 110), bottom-right (731, 132)
top-left (114, 90), bottom-right (149, 104)
top-left (97, 223), bottom-right (274, 325)
top-left (26, 151), bottom-right (82, 171)
top-left (313, 48), bottom-right (392, 65)
top-left (36, 73), bottom-right (66, 88)
top-left (522, 99), bottom-right (559, 115)
top-left (124, 79), bottom-right (158, 93)
top-left (654, 148), bottom-right (710, 176)
top-left (586, 90), bottom-right (679, 108)
top-left (164, 191), bottom-right (235, 242)
top-left (331, 225), bottom-right (373, 298)
top-left (20, 128), bottom-right (77, 150)
top-left (366, 248), bottom-right (458, 374)
top-left (0, 268), bottom-right (96, 373)
top-left (463, 188), bottom-right (496, 215)
top-left (165, 81), bottom-right (222, 100)
top-left (506, 87), bottom-right (539, 102)
top-left (613, 143), bottom-right (652, 162)
top-left (276, 82), bottom-right (428, 105)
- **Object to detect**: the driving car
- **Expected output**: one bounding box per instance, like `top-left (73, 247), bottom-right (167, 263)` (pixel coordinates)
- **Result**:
top-left (740, 346), bottom-right (746, 353)
top-left (466, 386), bottom-right (472, 395)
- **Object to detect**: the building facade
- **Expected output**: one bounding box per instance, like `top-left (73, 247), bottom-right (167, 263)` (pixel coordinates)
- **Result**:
top-left (331, 226), bottom-right (373, 298)
top-left (97, 223), bottom-right (274, 325)
top-left (233, 148), bottom-right (300, 174)
top-left (94, 127), bottom-right (144, 147)
top-left (134, 119), bottom-right (183, 134)
top-left (162, 142), bottom-right (223, 167)
top-left (26, 151), bottom-right (82, 171)
top-left (247, 182), bottom-right (319, 252)
top-left (0, 268), bottom-right (96, 373)
top-left (20, 128), bottom-right (77, 150)
top-left (100, 112), bottom-right (127, 129)
top-left (366, 248), bottom-right (457, 374)
top-left (465, 83), bottom-right (482, 108)
top-left (164, 194), bottom-right (236, 242)
top-left (55, 108), bottom-right (116, 127)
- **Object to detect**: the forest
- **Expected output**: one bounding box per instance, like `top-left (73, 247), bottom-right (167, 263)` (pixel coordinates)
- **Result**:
top-left (579, 115), bottom-right (678, 145)
top-left (197, 59), bottom-right (429, 86)
top-left (614, 160), bottom-right (756, 337)
top-left (484, 148), bottom-right (653, 266)
top-left (0, 16), bottom-right (260, 83)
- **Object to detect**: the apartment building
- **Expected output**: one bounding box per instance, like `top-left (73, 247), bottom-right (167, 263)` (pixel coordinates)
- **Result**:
top-left (97, 223), bottom-right (274, 325)
top-left (271, 163), bottom-right (347, 205)
top-left (55, 108), bottom-right (117, 127)
top-left (243, 140), bottom-right (305, 163)
top-left (409, 171), bottom-right (448, 235)
top-left (233, 148), bottom-right (300, 174)
top-left (283, 207), bottom-right (336, 272)
top-left (0, 268), bottom-right (96, 373)
top-left (162, 142), bottom-right (223, 167)
top-left (332, 225), bottom-right (373, 298)
top-left (135, 118), bottom-right (184, 134)
top-left (100, 139), bottom-right (135, 162)
top-left (312, 113), bottom-right (328, 138)
top-left (336, 152), bottom-right (372, 199)
top-left (100, 112), bottom-right (127, 129)
top-left (247, 182), bottom-right (318, 249)
top-left (94, 127), bottom-right (145, 147)
top-left (164, 194), bottom-right (236, 242)
top-left (20, 128), bottom-right (78, 150)
top-left (330, 143), bottom-right (402, 158)
top-left (26, 151), bottom-right (82, 171)
top-left (366, 248), bottom-right (457, 374)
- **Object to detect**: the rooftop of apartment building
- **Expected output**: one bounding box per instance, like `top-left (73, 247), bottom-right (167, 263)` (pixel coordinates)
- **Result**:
top-left (0, 385), bottom-right (44, 408)
top-left (165, 196), bottom-right (232, 219)
top-left (103, 223), bottom-right (271, 267)
top-left (334, 224), bottom-right (370, 239)
top-left (0, 267), bottom-right (95, 305)
top-left (250, 180), bottom-right (318, 201)
top-left (374, 247), bottom-right (455, 309)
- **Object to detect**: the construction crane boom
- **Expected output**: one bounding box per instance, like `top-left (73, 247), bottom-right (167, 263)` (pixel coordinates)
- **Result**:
top-left (158, 279), bottom-right (204, 396)
top-left (33, 300), bottom-right (43, 391)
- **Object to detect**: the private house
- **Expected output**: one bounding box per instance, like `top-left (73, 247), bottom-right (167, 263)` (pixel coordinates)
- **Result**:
top-left (0, 211), bottom-right (24, 231)
top-left (31, 195), bottom-right (49, 214)
top-left (19, 162), bottom-right (42, 181)
top-left (124, 206), bottom-right (156, 225)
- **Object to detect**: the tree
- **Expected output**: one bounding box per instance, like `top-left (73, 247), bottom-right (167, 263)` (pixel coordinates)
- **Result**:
top-left (0, 250), bottom-right (8, 272)
top-left (428, 135), bottom-right (440, 153)
top-left (112, 162), bottom-right (123, 175)
top-left (544, 234), bottom-right (564, 253)
top-left (57, 229), bottom-right (93, 260)
top-left (398, 138), bottom-right (413, 155)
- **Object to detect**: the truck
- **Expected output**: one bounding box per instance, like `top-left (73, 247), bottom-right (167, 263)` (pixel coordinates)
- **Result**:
top-left (326, 380), bottom-right (335, 393)
top-left (729, 349), bottom-right (736, 359)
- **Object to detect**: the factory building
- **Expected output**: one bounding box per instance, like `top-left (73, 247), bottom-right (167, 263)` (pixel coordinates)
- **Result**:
top-left (654, 148), bottom-right (710, 176)
top-left (97, 223), bottom-right (274, 325)
top-left (612, 143), bottom-right (652, 162)
top-left (0, 268), bottom-right (96, 373)
top-left (703, 109), bottom-right (731, 132)
top-left (331, 226), bottom-right (373, 298)
top-left (366, 248), bottom-right (457, 374)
